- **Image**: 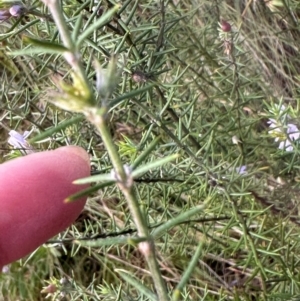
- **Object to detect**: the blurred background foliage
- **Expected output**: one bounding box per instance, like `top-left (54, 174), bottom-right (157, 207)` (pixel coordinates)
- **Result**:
top-left (2, 0), bottom-right (300, 300)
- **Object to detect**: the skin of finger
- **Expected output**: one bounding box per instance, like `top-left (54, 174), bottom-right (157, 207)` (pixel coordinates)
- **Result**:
top-left (0, 146), bottom-right (90, 268)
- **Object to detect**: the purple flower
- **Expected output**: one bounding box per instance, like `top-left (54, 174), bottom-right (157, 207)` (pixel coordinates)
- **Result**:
top-left (9, 5), bottom-right (27, 17)
top-left (287, 123), bottom-right (300, 141)
top-left (236, 165), bottom-right (247, 174)
top-left (8, 130), bottom-right (34, 154)
top-left (2, 265), bottom-right (10, 273)
top-left (268, 112), bottom-right (300, 152)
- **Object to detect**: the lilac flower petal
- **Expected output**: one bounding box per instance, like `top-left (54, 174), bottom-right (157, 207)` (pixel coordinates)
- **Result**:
top-left (236, 165), bottom-right (247, 174)
top-left (268, 105), bottom-right (300, 152)
top-left (267, 118), bottom-right (277, 127)
top-left (8, 130), bottom-right (35, 155)
top-left (9, 5), bottom-right (26, 17)
top-left (8, 130), bottom-right (29, 148)
top-left (287, 123), bottom-right (300, 141)
top-left (2, 265), bottom-right (10, 273)
top-left (23, 131), bottom-right (31, 139)
top-left (279, 140), bottom-right (293, 151)
top-left (278, 141), bottom-right (285, 150)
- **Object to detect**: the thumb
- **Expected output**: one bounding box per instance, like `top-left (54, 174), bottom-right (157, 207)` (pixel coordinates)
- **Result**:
top-left (0, 146), bottom-right (90, 269)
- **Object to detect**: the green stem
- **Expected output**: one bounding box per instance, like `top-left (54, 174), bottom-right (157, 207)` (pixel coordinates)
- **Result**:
top-left (42, 0), bottom-right (88, 84)
top-left (92, 111), bottom-right (127, 182)
top-left (43, 2), bottom-right (169, 299)
top-left (121, 185), bottom-right (169, 300)
top-left (94, 113), bottom-right (169, 300)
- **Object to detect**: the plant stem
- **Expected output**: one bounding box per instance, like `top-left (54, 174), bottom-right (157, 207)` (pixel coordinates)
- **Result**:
top-left (93, 111), bottom-right (169, 300)
top-left (121, 186), bottom-right (169, 300)
top-left (42, 0), bottom-right (89, 84)
top-left (42, 2), bottom-right (169, 299)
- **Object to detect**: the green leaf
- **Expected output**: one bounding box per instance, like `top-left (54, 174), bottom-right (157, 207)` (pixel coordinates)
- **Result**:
top-left (115, 270), bottom-right (158, 301)
top-left (29, 115), bottom-right (85, 143)
top-left (151, 204), bottom-right (207, 238)
top-left (131, 136), bottom-right (161, 169)
top-left (64, 181), bottom-right (114, 203)
top-left (75, 154), bottom-right (179, 184)
top-left (75, 236), bottom-right (147, 247)
top-left (172, 242), bottom-right (204, 301)
top-left (109, 84), bottom-right (155, 108)
top-left (132, 154), bottom-right (179, 178)
top-left (73, 174), bottom-right (114, 185)
top-left (71, 13), bottom-right (83, 41)
top-left (9, 36), bottom-right (69, 55)
top-left (0, 49), bottom-right (19, 75)
top-left (76, 5), bottom-right (120, 47)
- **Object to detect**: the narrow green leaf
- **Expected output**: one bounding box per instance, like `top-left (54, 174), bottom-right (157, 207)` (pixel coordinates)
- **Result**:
top-left (172, 242), bottom-right (204, 301)
top-left (109, 84), bottom-right (155, 108)
top-left (72, 13), bottom-right (83, 41)
top-left (0, 49), bottom-right (19, 75)
top-left (73, 174), bottom-right (114, 185)
top-left (29, 115), bottom-right (84, 143)
top-left (76, 5), bottom-right (120, 47)
top-left (130, 25), bottom-right (159, 32)
top-left (23, 37), bottom-right (66, 50)
top-left (9, 36), bottom-right (69, 55)
top-left (132, 154), bottom-right (179, 178)
top-left (9, 47), bottom-right (67, 56)
top-left (75, 154), bottom-right (178, 184)
top-left (152, 203), bottom-right (208, 238)
top-left (123, 0), bottom-right (138, 24)
top-left (115, 270), bottom-right (158, 301)
top-left (75, 236), bottom-right (147, 247)
top-left (131, 136), bottom-right (161, 169)
top-left (65, 181), bottom-right (114, 203)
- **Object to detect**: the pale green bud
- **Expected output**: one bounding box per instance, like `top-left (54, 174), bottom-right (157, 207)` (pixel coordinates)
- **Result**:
top-left (49, 72), bottom-right (95, 113)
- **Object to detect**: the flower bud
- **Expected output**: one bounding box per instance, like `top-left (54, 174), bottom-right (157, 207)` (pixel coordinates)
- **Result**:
top-left (220, 20), bottom-right (231, 32)
top-left (9, 4), bottom-right (27, 17)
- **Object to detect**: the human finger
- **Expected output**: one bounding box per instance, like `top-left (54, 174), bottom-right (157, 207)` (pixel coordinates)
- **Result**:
top-left (0, 146), bottom-right (90, 269)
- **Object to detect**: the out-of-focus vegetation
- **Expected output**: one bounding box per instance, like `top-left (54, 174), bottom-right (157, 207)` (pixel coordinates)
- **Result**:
top-left (2, 0), bottom-right (300, 300)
